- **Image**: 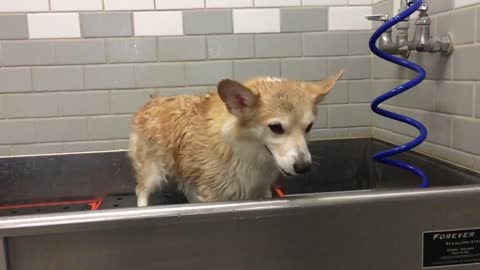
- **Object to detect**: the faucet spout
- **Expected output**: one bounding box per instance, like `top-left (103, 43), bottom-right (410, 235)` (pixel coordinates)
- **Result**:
top-left (410, 11), bottom-right (432, 52)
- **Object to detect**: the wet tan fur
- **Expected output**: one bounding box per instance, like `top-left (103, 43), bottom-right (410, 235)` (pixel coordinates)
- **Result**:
top-left (129, 71), bottom-right (343, 205)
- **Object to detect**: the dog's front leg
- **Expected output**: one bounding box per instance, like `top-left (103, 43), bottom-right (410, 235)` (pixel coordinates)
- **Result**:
top-left (183, 185), bottom-right (218, 203)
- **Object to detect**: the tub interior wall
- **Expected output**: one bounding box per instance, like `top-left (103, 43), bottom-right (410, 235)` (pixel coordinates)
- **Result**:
top-left (0, 138), bottom-right (479, 215)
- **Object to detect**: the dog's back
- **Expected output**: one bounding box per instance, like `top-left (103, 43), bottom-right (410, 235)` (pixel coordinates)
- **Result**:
top-left (129, 94), bottom-right (209, 205)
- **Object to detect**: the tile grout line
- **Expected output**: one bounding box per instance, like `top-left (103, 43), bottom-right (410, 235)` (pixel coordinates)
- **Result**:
top-left (474, 5), bottom-right (478, 42)
top-left (107, 88), bottom-right (112, 115)
top-left (450, 116), bottom-right (453, 148)
top-left (382, 104), bottom-right (479, 122)
top-left (473, 84), bottom-right (477, 118)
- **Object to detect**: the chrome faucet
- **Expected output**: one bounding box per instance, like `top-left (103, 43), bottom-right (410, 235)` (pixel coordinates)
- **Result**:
top-left (366, 0), bottom-right (454, 58)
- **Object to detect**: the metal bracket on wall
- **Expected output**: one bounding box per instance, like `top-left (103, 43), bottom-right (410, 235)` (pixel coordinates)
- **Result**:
top-left (0, 238), bottom-right (7, 270)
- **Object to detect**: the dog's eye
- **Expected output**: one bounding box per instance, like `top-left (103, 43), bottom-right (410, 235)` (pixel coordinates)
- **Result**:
top-left (268, 124), bottom-right (284, 135)
top-left (305, 123), bottom-right (313, 133)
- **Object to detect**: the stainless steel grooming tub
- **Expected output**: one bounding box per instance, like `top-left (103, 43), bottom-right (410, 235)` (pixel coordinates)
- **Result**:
top-left (1, 138), bottom-right (479, 270)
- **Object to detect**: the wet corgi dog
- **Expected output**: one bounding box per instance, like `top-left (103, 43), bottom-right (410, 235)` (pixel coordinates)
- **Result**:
top-left (129, 70), bottom-right (344, 206)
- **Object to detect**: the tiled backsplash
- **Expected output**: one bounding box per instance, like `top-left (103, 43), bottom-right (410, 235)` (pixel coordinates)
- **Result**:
top-left (372, 0), bottom-right (480, 172)
top-left (0, 0), bottom-right (373, 156)
top-left (1, 0), bottom-right (479, 174)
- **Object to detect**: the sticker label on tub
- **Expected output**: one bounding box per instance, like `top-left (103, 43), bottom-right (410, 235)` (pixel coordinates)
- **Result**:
top-left (423, 228), bottom-right (480, 268)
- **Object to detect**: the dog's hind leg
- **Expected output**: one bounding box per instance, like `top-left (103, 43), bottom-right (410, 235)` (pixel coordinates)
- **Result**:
top-left (135, 162), bottom-right (168, 207)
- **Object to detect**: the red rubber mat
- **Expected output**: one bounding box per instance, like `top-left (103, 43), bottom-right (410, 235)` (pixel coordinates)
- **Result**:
top-left (0, 199), bottom-right (103, 217)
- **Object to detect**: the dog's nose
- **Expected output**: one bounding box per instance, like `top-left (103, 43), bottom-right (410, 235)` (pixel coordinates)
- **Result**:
top-left (293, 161), bottom-right (311, 174)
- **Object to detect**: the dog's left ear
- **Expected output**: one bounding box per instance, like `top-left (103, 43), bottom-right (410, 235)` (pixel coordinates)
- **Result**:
top-left (303, 69), bottom-right (344, 104)
top-left (218, 79), bottom-right (259, 118)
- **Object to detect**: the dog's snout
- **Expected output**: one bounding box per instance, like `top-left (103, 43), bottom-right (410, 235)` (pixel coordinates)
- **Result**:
top-left (293, 161), bottom-right (311, 174)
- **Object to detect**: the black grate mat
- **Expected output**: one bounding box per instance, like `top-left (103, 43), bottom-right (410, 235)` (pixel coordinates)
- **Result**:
top-left (0, 189), bottom-right (193, 217)
top-left (100, 189), bottom-right (189, 210)
top-left (0, 202), bottom-right (92, 217)
top-left (99, 187), bottom-right (285, 210)
top-left (99, 194), bottom-right (137, 209)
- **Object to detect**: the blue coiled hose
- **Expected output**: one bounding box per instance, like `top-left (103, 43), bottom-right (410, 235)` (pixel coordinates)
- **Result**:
top-left (369, 0), bottom-right (429, 188)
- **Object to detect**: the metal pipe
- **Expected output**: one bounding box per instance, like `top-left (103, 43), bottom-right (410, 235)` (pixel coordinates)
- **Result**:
top-left (366, 0), bottom-right (453, 58)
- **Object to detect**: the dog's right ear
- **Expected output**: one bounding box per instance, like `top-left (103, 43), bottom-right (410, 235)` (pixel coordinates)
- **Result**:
top-left (218, 79), bottom-right (258, 117)
top-left (302, 69), bottom-right (344, 104)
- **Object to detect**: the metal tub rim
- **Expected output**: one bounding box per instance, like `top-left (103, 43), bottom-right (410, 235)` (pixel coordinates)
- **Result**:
top-left (1, 185), bottom-right (480, 237)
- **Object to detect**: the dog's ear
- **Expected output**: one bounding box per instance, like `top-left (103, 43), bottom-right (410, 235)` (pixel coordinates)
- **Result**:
top-left (218, 79), bottom-right (258, 117)
top-left (302, 69), bottom-right (344, 104)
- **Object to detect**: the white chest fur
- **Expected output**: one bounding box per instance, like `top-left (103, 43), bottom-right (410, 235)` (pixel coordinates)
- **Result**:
top-left (219, 141), bottom-right (279, 200)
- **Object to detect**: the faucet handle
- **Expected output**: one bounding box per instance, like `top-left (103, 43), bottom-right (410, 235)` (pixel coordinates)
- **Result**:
top-left (407, 0), bottom-right (428, 11)
top-left (418, 2), bottom-right (428, 11)
top-left (365, 14), bottom-right (390, 22)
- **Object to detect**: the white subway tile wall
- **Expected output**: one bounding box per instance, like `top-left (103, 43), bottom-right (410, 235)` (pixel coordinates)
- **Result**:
top-left (455, 0), bottom-right (480, 8)
top-left (328, 6), bottom-right (372, 30)
top-left (28, 13), bottom-right (81, 39)
top-left (0, 0), bottom-right (49, 12)
top-left (155, 0), bottom-right (205, 10)
top-left (233, 9), bottom-right (281, 33)
top-left (206, 0), bottom-right (254, 8)
top-left (0, 0), bottom-right (478, 174)
top-left (254, 0), bottom-right (301, 7)
top-left (50, 0), bottom-right (103, 11)
top-left (104, 0), bottom-right (154, 10)
top-left (3, 2), bottom-right (379, 38)
top-left (349, 0), bottom-right (372, 5)
top-left (303, 0), bottom-right (348, 6)
top-left (133, 11), bottom-right (183, 36)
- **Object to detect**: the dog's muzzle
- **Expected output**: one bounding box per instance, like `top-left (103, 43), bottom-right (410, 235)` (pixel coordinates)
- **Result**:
top-left (264, 145), bottom-right (293, 176)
